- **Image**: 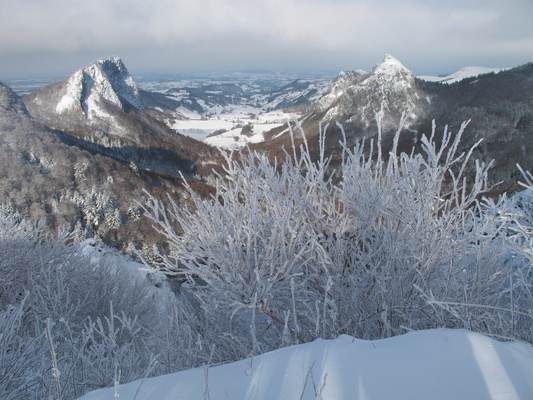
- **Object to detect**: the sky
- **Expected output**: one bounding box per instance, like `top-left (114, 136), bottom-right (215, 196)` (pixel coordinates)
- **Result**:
top-left (1, 0), bottom-right (533, 80)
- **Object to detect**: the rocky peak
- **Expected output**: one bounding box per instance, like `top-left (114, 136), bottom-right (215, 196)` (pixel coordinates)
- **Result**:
top-left (319, 55), bottom-right (420, 129)
top-left (55, 56), bottom-right (144, 118)
top-left (371, 54), bottom-right (412, 78)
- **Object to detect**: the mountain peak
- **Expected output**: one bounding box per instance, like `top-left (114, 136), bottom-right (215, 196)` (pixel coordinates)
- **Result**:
top-left (319, 55), bottom-right (418, 128)
top-left (56, 56), bottom-right (144, 118)
top-left (372, 54), bottom-right (412, 77)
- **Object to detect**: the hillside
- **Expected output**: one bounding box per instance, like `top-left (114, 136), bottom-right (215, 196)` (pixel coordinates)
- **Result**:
top-left (22, 57), bottom-right (217, 177)
top-left (0, 79), bottom-right (214, 253)
top-left (253, 56), bottom-right (533, 191)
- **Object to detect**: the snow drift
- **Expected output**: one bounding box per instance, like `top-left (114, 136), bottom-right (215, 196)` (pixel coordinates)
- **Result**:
top-left (77, 329), bottom-right (533, 400)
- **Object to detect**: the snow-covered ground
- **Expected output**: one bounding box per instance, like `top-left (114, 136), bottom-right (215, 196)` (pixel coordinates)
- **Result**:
top-left (417, 66), bottom-right (509, 84)
top-left (74, 238), bottom-right (533, 400)
top-left (77, 329), bottom-right (533, 400)
top-left (77, 238), bottom-right (167, 295)
top-left (172, 110), bottom-right (297, 148)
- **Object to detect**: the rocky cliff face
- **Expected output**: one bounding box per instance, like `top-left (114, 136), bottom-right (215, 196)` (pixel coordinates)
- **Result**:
top-left (319, 55), bottom-right (423, 129)
top-left (55, 56), bottom-right (145, 119)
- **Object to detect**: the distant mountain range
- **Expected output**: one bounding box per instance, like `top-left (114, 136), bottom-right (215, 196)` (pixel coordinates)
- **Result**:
top-left (0, 54), bottom-right (531, 254)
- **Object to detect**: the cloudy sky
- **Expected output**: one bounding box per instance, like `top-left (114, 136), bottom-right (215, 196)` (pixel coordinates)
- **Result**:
top-left (1, 0), bottom-right (532, 79)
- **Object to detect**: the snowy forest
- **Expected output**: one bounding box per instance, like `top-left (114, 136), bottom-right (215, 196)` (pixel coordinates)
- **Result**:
top-left (1, 118), bottom-right (533, 399)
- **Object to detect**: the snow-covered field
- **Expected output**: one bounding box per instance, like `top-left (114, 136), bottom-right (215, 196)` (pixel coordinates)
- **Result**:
top-left (77, 329), bottom-right (533, 400)
top-left (417, 66), bottom-right (509, 84)
top-left (171, 110), bottom-right (297, 148)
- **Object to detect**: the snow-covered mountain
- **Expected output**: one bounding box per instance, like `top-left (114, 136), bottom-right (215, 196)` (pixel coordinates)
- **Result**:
top-left (55, 56), bottom-right (144, 119)
top-left (318, 69), bottom-right (366, 109)
top-left (23, 56), bottom-right (148, 140)
top-left (250, 56), bottom-right (533, 193)
top-left (318, 55), bottom-right (421, 129)
top-left (417, 66), bottom-right (509, 84)
top-left (0, 80), bottom-right (173, 252)
top-left (21, 57), bottom-right (216, 178)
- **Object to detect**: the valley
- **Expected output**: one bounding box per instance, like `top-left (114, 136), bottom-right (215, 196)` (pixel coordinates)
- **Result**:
top-left (1, 55), bottom-right (532, 400)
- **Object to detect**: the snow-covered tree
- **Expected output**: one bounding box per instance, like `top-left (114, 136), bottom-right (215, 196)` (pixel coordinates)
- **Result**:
top-left (0, 210), bottom-right (186, 399)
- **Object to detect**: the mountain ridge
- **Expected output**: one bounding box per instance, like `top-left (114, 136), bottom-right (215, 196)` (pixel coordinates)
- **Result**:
top-left (417, 66), bottom-right (510, 84)
top-left (22, 56), bottom-right (217, 178)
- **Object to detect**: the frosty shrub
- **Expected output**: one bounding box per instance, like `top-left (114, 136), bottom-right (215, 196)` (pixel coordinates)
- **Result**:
top-left (143, 118), bottom-right (533, 359)
top-left (0, 210), bottom-right (189, 399)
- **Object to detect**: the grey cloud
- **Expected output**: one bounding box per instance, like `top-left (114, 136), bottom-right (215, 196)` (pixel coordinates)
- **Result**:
top-left (1, 0), bottom-right (532, 79)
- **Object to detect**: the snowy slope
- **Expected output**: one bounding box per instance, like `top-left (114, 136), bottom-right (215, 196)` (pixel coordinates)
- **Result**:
top-left (417, 66), bottom-right (509, 84)
top-left (318, 69), bottom-right (366, 111)
top-left (77, 329), bottom-right (533, 400)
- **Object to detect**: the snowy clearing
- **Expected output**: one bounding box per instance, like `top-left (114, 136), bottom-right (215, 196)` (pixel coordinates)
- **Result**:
top-left (172, 110), bottom-right (297, 148)
top-left (77, 329), bottom-right (533, 400)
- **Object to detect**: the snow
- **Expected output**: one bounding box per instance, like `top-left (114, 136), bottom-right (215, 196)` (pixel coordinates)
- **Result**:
top-left (321, 54), bottom-right (417, 127)
top-left (171, 110), bottom-right (297, 148)
top-left (55, 56), bottom-right (144, 120)
top-left (134, 71), bottom-right (331, 147)
top-left (76, 329), bottom-right (533, 400)
top-left (417, 66), bottom-right (509, 84)
top-left (204, 127), bottom-right (266, 148)
top-left (92, 56), bottom-right (144, 111)
top-left (371, 54), bottom-right (412, 77)
top-left (56, 70), bottom-right (85, 115)
top-left (77, 238), bottom-right (167, 289)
